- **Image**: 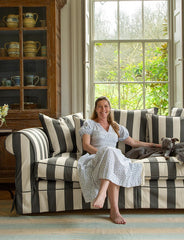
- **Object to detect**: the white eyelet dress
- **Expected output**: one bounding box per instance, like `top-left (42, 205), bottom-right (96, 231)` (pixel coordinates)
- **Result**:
top-left (77, 119), bottom-right (145, 203)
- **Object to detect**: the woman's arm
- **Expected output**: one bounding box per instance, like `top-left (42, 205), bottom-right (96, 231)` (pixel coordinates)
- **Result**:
top-left (123, 136), bottom-right (161, 148)
top-left (82, 134), bottom-right (98, 154)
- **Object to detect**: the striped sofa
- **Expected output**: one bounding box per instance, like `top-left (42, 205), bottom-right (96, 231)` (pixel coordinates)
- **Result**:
top-left (5, 108), bottom-right (184, 214)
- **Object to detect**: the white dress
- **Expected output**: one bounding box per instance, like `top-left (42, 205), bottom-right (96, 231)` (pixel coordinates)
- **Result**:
top-left (77, 119), bottom-right (144, 203)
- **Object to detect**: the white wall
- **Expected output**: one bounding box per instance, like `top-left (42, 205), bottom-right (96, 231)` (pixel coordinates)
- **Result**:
top-left (61, 0), bottom-right (84, 116)
top-left (61, 2), bottom-right (72, 115)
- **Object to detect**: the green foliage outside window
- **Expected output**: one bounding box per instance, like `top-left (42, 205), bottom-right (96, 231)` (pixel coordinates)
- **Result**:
top-left (95, 42), bottom-right (168, 115)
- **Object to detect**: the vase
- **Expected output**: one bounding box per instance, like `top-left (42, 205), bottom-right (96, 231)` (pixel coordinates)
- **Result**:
top-left (0, 120), bottom-right (3, 127)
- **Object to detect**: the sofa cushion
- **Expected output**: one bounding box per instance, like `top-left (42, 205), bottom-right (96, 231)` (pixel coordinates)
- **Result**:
top-left (171, 107), bottom-right (184, 117)
top-left (35, 152), bottom-right (79, 182)
top-left (35, 154), bottom-right (184, 182)
top-left (39, 113), bottom-right (83, 156)
top-left (111, 108), bottom-right (158, 153)
top-left (146, 113), bottom-right (184, 143)
top-left (134, 156), bottom-right (184, 180)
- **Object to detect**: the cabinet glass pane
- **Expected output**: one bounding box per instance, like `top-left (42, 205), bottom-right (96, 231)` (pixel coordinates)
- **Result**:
top-left (0, 31), bottom-right (19, 57)
top-left (0, 60), bottom-right (20, 86)
top-left (24, 60), bottom-right (47, 86)
top-left (24, 89), bottom-right (47, 109)
top-left (23, 30), bottom-right (47, 57)
top-left (0, 7), bottom-right (19, 28)
top-left (0, 90), bottom-right (20, 109)
top-left (23, 7), bottom-right (46, 27)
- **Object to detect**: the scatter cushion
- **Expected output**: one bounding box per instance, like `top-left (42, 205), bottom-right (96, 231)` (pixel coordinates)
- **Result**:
top-left (73, 115), bottom-right (85, 157)
top-left (111, 108), bottom-right (158, 153)
top-left (39, 113), bottom-right (83, 156)
top-left (146, 113), bottom-right (184, 143)
top-left (171, 107), bottom-right (184, 117)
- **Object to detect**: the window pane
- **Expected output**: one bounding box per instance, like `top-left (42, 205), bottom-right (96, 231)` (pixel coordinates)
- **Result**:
top-left (95, 84), bottom-right (119, 109)
top-left (144, 1), bottom-right (168, 39)
top-left (120, 84), bottom-right (143, 109)
top-left (145, 83), bottom-right (168, 115)
top-left (119, 1), bottom-right (142, 39)
top-left (94, 43), bottom-right (118, 82)
top-left (120, 42), bottom-right (143, 81)
top-left (145, 42), bottom-right (168, 82)
top-left (93, 1), bottom-right (117, 40)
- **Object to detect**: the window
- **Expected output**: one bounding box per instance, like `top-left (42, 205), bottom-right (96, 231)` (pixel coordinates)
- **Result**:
top-left (90, 0), bottom-right (171, 115)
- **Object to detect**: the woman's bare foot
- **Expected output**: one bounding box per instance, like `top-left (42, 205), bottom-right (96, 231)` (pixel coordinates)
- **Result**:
top-left (110, 210), bottom-right (126, 224)
top-left (93, 192), bottom-right (106, 208)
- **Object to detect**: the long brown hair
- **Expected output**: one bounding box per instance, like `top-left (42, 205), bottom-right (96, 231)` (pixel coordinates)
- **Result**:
top-left (91, 96), bottom-right (120, 137)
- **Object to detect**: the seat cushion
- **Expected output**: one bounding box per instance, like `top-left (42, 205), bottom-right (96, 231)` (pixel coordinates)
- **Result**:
top-left (134, 156), bottom-right (184, 180)
top-left (35, 153), bottom-right (184, 183)
top-left (35, 152), bottom-right (79, 182)
top-left (39, 113), bottom-right (83, 156)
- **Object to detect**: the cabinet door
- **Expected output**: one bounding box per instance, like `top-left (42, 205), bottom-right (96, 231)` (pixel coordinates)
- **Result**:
top-left (0, 6), bottom-right (48, 111)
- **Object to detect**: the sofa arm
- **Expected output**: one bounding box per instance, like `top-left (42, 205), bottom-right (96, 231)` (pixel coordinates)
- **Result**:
top-left (5, 127), bottom-right (50, 192)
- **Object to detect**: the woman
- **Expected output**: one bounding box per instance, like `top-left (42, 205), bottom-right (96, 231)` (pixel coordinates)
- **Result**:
top-left (78, 96), bottom-right (161, 224)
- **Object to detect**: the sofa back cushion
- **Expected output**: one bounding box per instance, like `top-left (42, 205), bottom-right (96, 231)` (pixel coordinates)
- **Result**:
top-left (111, 108), bottom-right (158, 153)
top-left (39, 113), bottom-right (83, 156)
top-left (73, 108), bottom-right (158, 156)
top-left (146, 113), bottom-right (184, 143)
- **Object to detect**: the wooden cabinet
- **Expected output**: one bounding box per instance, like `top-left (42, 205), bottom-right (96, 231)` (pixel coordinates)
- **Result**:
top-left (0, 0), bottom-right (66, 184)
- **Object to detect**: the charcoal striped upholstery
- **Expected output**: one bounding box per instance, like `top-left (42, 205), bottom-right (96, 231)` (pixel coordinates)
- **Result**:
top-left (73, 116), bottom-right (85, 156)
top-left (111, 108), bottom-right (158, 153)
top-left (35, 153), bottom-right (79, 182)
top-left (5, 128), bottom-right (50, 214)
top-left (39, 113), bottom-right (83, 156)
top-left (146, 113), bottom-right (184, 143)
top-left (15, 179), bottom-right (184, 213)
top-left (35, 155), bottom-right (183, 182)
top-left (171, 107), bottom-right (184, 117)
top-left (5, 112), bottom-right (184, 214)
top-left (134, 157), bottom-right (183, 180)
top-left (73, 108), bottom-right (158, 155)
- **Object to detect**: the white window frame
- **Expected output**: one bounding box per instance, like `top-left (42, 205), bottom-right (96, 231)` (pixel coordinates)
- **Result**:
top-left (87, 0), bottom-right (174, 115)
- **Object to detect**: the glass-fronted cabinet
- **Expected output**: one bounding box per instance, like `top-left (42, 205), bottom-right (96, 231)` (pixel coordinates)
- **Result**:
top-left (0, 0), bottom-right (66, 185)
top-left (0, 0), bottom-right (66, 130)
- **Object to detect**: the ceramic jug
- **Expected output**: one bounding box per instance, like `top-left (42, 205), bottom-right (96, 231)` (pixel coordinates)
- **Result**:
top-left (4, 41), bottom-right (19, 57)
top-left (25, 75), bottom-right (39, 86)
top-left (3, 14), bottom-right (19, 28)
top-left (23, 41), bottom-right (41, 57)
top-left (23, 12), bottom-right (38, 27)
top-left (11, 75), bottom-right (20, 86)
